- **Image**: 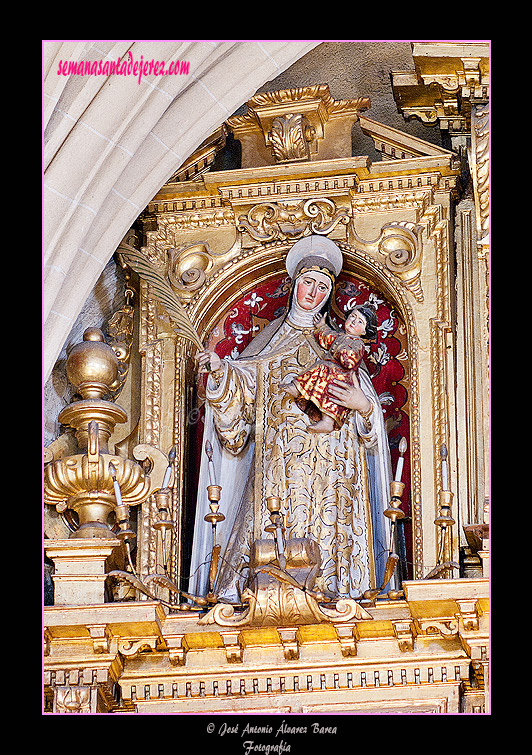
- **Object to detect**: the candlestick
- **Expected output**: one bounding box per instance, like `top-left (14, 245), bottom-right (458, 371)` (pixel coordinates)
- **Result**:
top-left (435, 489), bottom-right (455, 573)
top-left (109, 461), bottom-right (136, 544)
top-left (204, 484), bottom-right (224, 592)
top-left (154, 488), bottom-right (174, 571)
top-left (379, 468), bottom-right (407, 599)
top-left (161, 445), bottom-right (177, 489)
top-left (440, 444), bottom-right (449, 491)
top-left (394, 436), bottom-right (407, 482)
top-left (265, 496), bottom-right (286, 570)
top-left (205, 440), bottom-right (217, 487)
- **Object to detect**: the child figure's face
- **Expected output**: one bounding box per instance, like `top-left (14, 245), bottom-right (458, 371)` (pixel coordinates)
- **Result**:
top-left (345, 310), bottom-right (367, 336)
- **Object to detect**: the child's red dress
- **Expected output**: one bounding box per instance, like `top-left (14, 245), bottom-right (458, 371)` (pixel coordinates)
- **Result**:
top-left (294, 322), bottom-right (365, 428)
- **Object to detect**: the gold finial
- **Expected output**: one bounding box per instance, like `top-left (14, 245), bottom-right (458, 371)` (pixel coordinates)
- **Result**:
top-left (66, 327), bottom-right (119, 400)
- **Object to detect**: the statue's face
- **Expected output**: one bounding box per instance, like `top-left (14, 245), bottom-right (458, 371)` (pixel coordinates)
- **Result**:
top-left (345, 309), bottom-right (367, 336)
top-left (295, 271), bottom-right (332, 311)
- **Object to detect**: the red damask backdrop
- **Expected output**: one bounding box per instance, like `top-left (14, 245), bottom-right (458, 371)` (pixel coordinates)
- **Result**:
top-left (187, 273), bottom-right (412, 581)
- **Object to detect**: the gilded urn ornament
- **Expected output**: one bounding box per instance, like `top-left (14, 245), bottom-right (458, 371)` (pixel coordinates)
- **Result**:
top-left (65, 326), bottom-right (120, 399)
top-left (44, 328), bottom-right (160, 539)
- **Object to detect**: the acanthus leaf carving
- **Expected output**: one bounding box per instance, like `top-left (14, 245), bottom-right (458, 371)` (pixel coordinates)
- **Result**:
top-left (268, 113), bottom-right (314, 162)
top-left (55, 685), bottom-right (93, 713)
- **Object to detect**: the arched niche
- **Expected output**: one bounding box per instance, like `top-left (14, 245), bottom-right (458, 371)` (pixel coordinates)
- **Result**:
top-left (136, 196), bottom-right (458, 596)
top-left (176, 239), bottom-right (420, 585)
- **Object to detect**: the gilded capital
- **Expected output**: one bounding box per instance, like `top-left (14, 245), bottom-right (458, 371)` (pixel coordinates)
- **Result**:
top-left (227, 84), bottom-right (370, 167)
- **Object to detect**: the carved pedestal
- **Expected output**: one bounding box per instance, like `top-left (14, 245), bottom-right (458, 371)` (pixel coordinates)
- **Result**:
top-left (43, 578), bottom-right (489, 714)
top-left (45, 538), bottom-right (120, 605)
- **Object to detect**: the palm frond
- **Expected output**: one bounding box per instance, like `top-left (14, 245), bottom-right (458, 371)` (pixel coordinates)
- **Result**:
top-left (118, 244), bottom-right (204, 351)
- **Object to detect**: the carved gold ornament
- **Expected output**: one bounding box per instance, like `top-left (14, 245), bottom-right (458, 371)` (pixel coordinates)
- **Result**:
top-left (167, 243), bottom-right (212, 292)
top-left (351, 221), bottom-right (424, 302)
top-left (199, 536), bottom-right (372, 628)
top-left (199, 496), bottom-right (372, 628)
top-left (391, 43), bottom-right (489, 137)
top-left (237, 198), bottom-right (351, 242)
top-left (269, 113), bottom-right (315, 162)
top-left (118, 240), bottom-right (204, 351)
top-left (470, 103), bottom-right (489, 245)
top-left (44, 327), bottom-right (170, 539)
top-left (227, 84), bottom-right (370, 166)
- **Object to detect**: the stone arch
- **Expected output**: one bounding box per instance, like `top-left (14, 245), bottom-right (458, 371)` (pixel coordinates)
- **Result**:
top-left (43, 40), bottom-right (319, 380)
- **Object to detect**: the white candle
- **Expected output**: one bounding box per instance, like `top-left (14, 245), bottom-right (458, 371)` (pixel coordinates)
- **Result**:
top-left (162, 445), bottom-right (177, 489)
top-left (109, 462), bottom-right (123, 506)
top-left (205, 440), bottom-right (217, 487)
top-left (394, 437), bottom-right (407, 482)
top-left (442, 462), bottom-right (448, 491)
top-left (162, 466), bottom-right (172, 490)
top-left (394, 456), bottom-right (404, 483)
top-left (441, 444), bottom-right (449, 491)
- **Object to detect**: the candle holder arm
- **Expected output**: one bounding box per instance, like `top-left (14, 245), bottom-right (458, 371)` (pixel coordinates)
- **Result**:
top-left (132, 444), bottom-right (174, 491)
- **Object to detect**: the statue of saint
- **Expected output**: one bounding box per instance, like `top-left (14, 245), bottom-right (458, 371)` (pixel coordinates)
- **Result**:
top-left (189, 235), bottom-right (393, 602)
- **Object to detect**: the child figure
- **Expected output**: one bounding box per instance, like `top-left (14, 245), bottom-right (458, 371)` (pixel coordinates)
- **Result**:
top-left (285, 304), bottom-right (378, 433)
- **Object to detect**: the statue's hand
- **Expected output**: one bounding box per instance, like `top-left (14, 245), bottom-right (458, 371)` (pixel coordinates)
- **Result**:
top-left (328, 371), bottom-right (372, 414)
top-left (313, 313), bottom-right (326, 328)
top-left (197, 350), bottom-right (222, 373)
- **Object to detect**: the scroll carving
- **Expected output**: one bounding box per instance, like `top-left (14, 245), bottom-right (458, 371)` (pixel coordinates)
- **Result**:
top-left (393, 620), bottom-right (416, 652)
top-left (118, 637), bottom-right (158, 657)
top-left (418, 618), bottom-right (459, 637)
top-left (351, 221), bottom-right (424, 302)
top-left (237, 198), bottom-right (350, 242)
top-left (199, 580), bottom-right (371, 628)
top-left (167, 243), bottom-right (213, 293)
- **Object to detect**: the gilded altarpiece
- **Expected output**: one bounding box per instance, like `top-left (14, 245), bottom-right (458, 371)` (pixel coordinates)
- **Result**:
top-left (127, 93), bottom-right (462, 598)
top-left (44, 83), bottom-right (489, 715)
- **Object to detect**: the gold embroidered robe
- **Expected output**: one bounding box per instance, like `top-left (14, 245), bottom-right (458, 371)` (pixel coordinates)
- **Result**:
top-left (189, 318), bottom-right (393, 601)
